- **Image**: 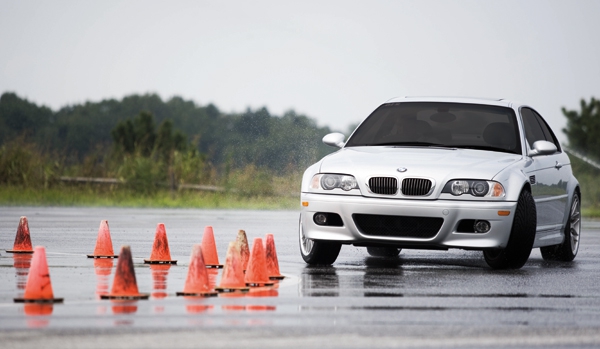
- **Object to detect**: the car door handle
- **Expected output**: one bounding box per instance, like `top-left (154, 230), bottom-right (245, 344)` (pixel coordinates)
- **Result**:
top-left (555, 161), bottom-right (563, 169)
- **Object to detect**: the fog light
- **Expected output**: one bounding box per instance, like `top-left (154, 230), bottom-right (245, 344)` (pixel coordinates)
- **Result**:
top-left (474, 220), bottom-right (491, 233)
top-left (314, 213), bottom-right (328, 225)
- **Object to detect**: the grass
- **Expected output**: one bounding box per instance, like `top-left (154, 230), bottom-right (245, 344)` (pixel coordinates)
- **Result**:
top-left (0, 185), bottom-right (300, 210)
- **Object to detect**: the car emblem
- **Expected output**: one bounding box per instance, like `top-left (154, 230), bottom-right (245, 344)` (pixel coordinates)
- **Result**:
top-left (397, 167), bottom-right (407, 173)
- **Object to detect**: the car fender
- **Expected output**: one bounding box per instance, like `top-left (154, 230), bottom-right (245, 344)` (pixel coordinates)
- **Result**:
top-left (492, 159), bottom-right (531, 201)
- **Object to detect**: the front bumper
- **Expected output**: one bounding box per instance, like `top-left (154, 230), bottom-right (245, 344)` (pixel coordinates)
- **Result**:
top-left (300, 193), bottom-right (518, 250)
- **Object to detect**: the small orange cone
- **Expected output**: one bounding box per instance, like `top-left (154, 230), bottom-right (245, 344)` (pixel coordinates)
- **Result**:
top-left (101, 246), bottom-right (149, 300)
top-left (14, 246), bottom-right (63, 303)
top-left (245, 238), bottom-right (274, 287)
top-left (235, 230), bottom-right (250, 271)
top-left (177, 244), bottom-right (217, 297)
top-left (214, 242), bottom-right (249, 293)
top-left (7, 217), bottom-right (34, 254)
top-left (87, 220), bottom-right (118, 258)
top-left (264, 233), bottom-right (285, 280)
top-left (144, 223), bottom-right (177, 264)
top-left (201, 226), bottom-right (222, 268)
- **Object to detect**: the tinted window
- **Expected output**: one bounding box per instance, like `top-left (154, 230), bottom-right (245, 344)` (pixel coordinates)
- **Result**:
top-left (346, 102), bottom-right (521, 154)
top-left (521, 108), bottom-right (547, 148)
top-left (532, 109), bottom-right (561, 151)
top-left (521, 108), bottom-right (560, 152)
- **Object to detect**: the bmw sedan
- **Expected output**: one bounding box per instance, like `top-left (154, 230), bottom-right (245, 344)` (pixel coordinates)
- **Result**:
top-left (299, 97), bottom-right (580, 269)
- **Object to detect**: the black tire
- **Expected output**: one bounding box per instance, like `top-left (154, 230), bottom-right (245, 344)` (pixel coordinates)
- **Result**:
top-left (540, 192), bottom-right (581, 262)
top-left (483, 189), bottom-right (537, 269)
top-left (366, 246), bottom-right (401, 257)
top-left (299, 214), bottom-right (341, 265)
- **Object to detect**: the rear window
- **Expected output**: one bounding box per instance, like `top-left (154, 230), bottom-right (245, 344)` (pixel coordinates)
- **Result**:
top-left (345, 102), bottom-right (521, 154)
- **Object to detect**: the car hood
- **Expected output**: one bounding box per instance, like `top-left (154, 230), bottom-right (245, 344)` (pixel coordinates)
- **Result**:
top-left (319, 146), bottom-right (522, 197)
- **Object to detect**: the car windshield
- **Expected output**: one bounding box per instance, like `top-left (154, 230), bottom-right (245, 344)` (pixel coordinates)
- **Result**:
top-left (345, 102), bottom-right (522, 154)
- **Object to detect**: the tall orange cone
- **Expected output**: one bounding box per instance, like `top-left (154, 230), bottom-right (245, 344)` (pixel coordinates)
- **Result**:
top-left (177, 244), bottom-right (217, 297)
top-left (7, 216), bottom-right (34, 253)
top-left (87, 220), bottom-right (118, 258)
top-left (101, 246), bottom-right (149, 300)
top-left (215, 242), bottom-right (249, 293)
top-left (264, 233), bottom-right (285, 280)
top-left (201, 226), bottom-right (222, 268)
top-left (235, 230), bottom-right (250, 271)
top-left (245, 238), bottom-right (274, 287)
top-left (144, 223), bottom-right (177, 264)
top-left (14, 246), bottom-right (63, 303)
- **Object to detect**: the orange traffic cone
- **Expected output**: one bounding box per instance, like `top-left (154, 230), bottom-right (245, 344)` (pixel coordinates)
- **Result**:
top-left (235, 230), bottom-right (250, 272)
top-left (245, 238), bottom-right (274, 287)
top-left (264, 233), bottom-right (285, 280)
top-left (215, 242), bottom-right (249, 293)
top-left (101, 246), bottom-right (149, 300)
top-left (14, 246), bottom-right (63, 303)
top-left (144, 223), bottom-right (177, 264)
top-left (87, 220), bottom-right (118, 258)
top-left (177, 244), bottom-right (217, 297)
top-left (7, 216), bottom-right (34, 254)
top-left (201, 226), bottom-right (222, 268)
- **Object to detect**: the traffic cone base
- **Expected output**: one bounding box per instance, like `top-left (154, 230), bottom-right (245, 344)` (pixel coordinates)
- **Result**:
top-left (100, 294), bottom-right (149, 300)
top-left (7, 250), bottom-right (34, 254)
top-left (87, 254), bottom-right (118, 259)
top-left (269, 275), bottom-right (285, 280)
top-left (176, 291), bottom-right (218, 297)
top-left (214, 286), bottom-right (249, 293)
top-left (144, 259), bottom-right (177, 264)
top-left (205, 264), bottom-right (223, 269)
top-left (246, 281), bottom-right (275, 287)
top-left (14, 297), bottom-right (64, 304)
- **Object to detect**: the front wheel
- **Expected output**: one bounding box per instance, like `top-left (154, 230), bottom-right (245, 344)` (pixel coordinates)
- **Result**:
top-left (483, 189), bottom-right (537, 269)
top-left (540, 192), bottom-right (581, 261)
top-left (299, 214), bottom-right (341, 265)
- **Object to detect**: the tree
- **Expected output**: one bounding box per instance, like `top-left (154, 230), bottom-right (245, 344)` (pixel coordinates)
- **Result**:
top-left (562, 97), bottom-right (600, 159)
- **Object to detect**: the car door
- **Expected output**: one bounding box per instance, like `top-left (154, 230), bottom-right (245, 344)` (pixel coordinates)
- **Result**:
top-left (520, 107), bottom-right (570, 234)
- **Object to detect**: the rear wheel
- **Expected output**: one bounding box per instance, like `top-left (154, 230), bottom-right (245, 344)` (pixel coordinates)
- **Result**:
top-left (540, 192), bottom-right (581, 261)
top-left (299, 214), bottom-right (341, 265)
top-left (483, 190), bottom-right (537, 269)
top-left (366, 246), bottom-right (401, 257)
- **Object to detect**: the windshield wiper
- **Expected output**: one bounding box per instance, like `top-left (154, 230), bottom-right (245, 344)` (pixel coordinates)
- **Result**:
top-left (372, 141), bottom-right (454, 148)
top-left (452, 144), bottom-right (513, 153)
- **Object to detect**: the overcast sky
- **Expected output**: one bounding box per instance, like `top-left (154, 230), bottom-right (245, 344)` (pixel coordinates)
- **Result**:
top-left (1, 0), bottom-right (599, 143)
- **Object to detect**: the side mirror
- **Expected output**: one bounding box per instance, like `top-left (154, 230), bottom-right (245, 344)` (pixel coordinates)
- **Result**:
top-left (322, 132), bottom-right (346, 148)
top-left (530, 140), bottom-right (557, 157)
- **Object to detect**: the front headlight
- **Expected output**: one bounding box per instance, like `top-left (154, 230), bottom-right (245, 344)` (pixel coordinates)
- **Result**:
top-left (442, 179), bottom-right (505, 198)
top-left (310, 174), bottom-right (359, 191)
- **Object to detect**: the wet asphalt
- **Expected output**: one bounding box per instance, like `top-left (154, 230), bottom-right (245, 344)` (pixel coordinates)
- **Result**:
top-left (1, 206), bottom-right (599, 349)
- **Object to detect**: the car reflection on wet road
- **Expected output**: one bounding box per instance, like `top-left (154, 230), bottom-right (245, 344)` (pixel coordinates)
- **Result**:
top-left (1, 207), bottom-right (600, 348)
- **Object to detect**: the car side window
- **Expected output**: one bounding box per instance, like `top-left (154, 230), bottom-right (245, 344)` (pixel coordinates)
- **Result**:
top-left (532, 109), bottom-right (562, 152)
top-left (521, 108), bottom-right (548, 150)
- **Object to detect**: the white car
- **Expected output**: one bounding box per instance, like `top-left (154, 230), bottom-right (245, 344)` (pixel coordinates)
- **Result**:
top-left (299, 97), bottom-right (581, 269)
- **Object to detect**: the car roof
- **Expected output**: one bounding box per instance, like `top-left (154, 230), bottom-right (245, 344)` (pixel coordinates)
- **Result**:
top-left (385, 96), bottom-right (517, 108)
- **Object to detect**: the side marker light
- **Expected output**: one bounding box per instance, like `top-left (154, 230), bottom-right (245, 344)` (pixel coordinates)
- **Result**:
top-left (302, 202), bottom-right (309, 207)
top-left (498, 211), bottom-right (510, 216)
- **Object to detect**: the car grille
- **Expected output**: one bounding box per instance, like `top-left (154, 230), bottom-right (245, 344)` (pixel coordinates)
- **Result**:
top-left (368, 177), bottom-right (398, 195)
top-left (401, 178), bottom-right (433, 196)
top-left (353, 214), bottom-right (443, 238)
